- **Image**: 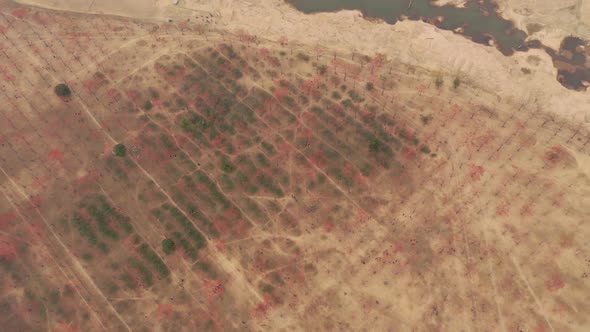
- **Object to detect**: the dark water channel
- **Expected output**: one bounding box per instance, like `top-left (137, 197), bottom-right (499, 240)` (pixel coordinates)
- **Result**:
top-left (286, 0), bottom-right (589, 91)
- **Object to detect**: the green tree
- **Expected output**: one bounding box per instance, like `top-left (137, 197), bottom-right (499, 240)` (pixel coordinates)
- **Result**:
top-left (54, 83), bottom-right (71, 97)
top-left (453, 77), bottom-right (461, 89)
top-left (113, 143), bottom-right (127, 157)
top-left (368, 138), bottom-right (383, 153)
top-left (143, 100), bottom-right (153, 110)
top-left (162, 238), bottom-right (176, 255)
top-left (365, 82), bottom-right (374, 91)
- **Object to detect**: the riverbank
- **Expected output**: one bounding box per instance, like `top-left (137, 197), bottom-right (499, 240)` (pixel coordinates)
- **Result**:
top-left (13, 0), bottom-right (589, 126)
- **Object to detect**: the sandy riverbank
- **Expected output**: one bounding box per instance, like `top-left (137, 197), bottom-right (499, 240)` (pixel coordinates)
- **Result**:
top-left (14, 0), bottom-right (590, 127)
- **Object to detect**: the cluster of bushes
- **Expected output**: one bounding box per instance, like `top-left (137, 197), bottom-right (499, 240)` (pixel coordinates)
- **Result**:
top-left (72, 214), bottom-right (109, 253)
top-left (255, 152), bottom-right (270, 167)
top-left (172, 231), bottom-right (198, 260)
top-left (261, 141), bottom-right (277, 155)
top-left (220, 155), bottom-right (236, 173)
top-left (348, 90), bottom-right (364, 103)
top-left (234, 170), bottom-right (259, 194)
top-left (329, 167), bottom-right (353, 188)
top-left (87, 205), bottom-right (119, 240)
top-left (196, 171), bottom-right (230, 209)
top-left (105, 156), bottom-right (128, 181)
top-left (138, 243), bottom-right (169, 277)
top-left (186, 202), bottom-right (219, 237)
top-left (256, 173), bottom-right (284, 196)
top-left (96, 196), bottom-right (133, 233)
top-left (128, 257), bottom-right (153, 286)
top-left (164, 204), bottom-right (207, 249)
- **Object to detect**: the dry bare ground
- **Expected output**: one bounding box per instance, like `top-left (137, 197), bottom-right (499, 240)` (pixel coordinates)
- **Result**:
top-left (0, 1), bottom-right (589, 331)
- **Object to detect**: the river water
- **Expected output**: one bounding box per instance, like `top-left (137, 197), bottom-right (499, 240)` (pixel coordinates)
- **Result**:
top-left (286, 0), bottom-right (590, 90)
top-left (286, 0), bottom-right (529, 56)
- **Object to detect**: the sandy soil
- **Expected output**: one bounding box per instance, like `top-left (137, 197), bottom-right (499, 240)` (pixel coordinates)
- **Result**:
top-left (432, 0), bottom-right (467, 7)
top-left (14, 0), bottom-right (169, 18)
top-left (1, 0), bottom-right (589, 331)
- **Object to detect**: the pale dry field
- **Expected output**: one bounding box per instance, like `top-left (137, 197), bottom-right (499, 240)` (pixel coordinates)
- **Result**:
top-left (0, 1), bottom-right (589, 331)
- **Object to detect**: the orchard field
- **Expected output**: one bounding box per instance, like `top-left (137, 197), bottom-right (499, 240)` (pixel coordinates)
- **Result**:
top-left (0, 2), bottom-right (589, 331)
